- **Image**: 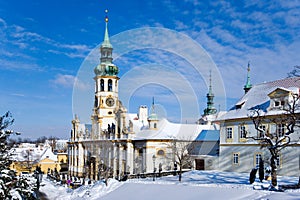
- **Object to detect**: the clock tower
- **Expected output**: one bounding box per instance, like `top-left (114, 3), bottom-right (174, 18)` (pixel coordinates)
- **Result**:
top-left (91, 11), bottom-right (119, 137)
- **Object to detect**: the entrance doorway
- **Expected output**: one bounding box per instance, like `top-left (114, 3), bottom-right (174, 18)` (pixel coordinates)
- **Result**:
top-left (195, 159), bottom-right (205, 170)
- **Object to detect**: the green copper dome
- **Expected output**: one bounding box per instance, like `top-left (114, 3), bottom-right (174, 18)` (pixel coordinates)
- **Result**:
top-left (94, 64), bottom-right (119, 76)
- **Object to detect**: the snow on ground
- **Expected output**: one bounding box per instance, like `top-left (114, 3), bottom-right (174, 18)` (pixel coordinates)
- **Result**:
top-left (40, 171), bottom-right (300, 200)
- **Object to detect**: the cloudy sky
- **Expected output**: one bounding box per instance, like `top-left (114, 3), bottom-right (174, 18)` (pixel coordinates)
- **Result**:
top-left (1, 0), bottom-right (300, 139)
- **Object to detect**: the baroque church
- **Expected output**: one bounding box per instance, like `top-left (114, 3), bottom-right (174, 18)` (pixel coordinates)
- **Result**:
top-left (68, 15), bottom-right (220, 181)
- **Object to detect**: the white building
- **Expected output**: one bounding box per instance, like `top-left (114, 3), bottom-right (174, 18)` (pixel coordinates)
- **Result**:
top-left (68, 15), bottom-right (220, 180)
top-left (217, 74), bottom-right (300, 176)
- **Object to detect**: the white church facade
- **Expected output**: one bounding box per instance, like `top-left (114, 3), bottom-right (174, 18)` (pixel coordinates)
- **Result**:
top-left (68, 16), bottom-right (220, 181)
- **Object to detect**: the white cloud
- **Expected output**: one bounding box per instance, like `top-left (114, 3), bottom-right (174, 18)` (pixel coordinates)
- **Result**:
top-left (0, 18), bottom-right (91, 63)
top-left (51, 74), bottom-right (91, 91)
top-left (164, 1), bottom-right (300, 102)
top-left (0, 58), bottom-right (41, 71)
top-left (51, 74), bottom-right (76, 88)
top-left (0, 18), bottom-right (7, 28)
top-left (10, 93), bottom-right (25, 97)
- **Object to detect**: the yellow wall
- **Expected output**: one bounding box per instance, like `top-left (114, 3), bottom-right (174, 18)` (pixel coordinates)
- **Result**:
top-left (57, 153), bottom-right (68, 163)
top-left (10, 154), bottom-right (68, 175)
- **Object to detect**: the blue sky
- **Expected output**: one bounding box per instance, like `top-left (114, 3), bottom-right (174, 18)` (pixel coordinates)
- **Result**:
top-left (1, 0), bottom-right (300, 139)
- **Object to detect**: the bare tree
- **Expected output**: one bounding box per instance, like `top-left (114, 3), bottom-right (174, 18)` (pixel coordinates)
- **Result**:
top-left (98, 140), bottom-right (113, 186)
top-left (47, 136), bottom-right (58, 152)
top-left (169, 138), bottom-right (195, 182)
top-left (247, 93), bottom-right (300, 188)
top-left (288, 65), bottom-right (300, 77)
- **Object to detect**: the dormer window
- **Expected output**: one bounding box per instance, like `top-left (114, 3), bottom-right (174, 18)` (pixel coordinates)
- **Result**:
top-left (268, 88), bottom-right (292, 110)
top-left (274, 100), bottom-right (285, 107)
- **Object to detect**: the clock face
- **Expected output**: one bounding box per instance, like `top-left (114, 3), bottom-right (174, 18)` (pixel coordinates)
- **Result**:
top-left (106, 97), bottom-right (115, 107)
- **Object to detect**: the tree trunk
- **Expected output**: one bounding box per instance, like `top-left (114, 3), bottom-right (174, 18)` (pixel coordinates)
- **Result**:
top-left (270, 156), bottom-right (277, 187)
top-left (179, 166), bottom-right (182, 182)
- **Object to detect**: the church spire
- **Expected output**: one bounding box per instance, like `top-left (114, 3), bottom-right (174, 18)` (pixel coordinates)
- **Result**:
top-left (100, 9), bottom-right (113, 64)
top-left (148, 97), bottom-right (158, 129)
top-left (204, 70), bottom-right (217, 116)
top-left (244, 62), bottom-right (252, 94)
top-left (102, 9), bottom-right (112, 49)
top-left (208, 70), bottom-right (213, 96)
top-left (94, 9), bottom-right (118, 76)
top-left (150, 97), bottom-right (157, 118)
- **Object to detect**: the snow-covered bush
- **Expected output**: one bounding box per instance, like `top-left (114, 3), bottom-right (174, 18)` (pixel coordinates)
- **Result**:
top-left (0, 112), bottom-right (36, 199)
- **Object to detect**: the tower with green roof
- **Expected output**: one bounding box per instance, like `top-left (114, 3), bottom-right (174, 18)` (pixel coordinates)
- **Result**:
top-left (244, 62), bottom-right (252, 94)
top-left (203, 71), bottom-right (217, 116)
top-left (148, 97), bottom-right (159, 129)
top-left (92, 10), bottom-right (119, 134)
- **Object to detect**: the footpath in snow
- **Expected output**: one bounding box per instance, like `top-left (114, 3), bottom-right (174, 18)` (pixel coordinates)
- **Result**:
top-left (40, 170), bottom-right (300, 200)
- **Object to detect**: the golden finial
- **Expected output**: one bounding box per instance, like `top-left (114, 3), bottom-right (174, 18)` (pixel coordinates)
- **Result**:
top-left (105, 9), bottom-right (109, 22)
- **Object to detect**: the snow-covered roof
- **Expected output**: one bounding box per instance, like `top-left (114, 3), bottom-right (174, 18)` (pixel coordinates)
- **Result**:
top-left (218, 77), bottom-right (300, 121)
top-left (11, 143), bottom-right (57, 163)
top-left (131, 117), bottom-right (213, 141)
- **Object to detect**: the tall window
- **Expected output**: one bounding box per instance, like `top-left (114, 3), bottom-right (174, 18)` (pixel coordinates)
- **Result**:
top-left (255, 154), bottom-right (262, 168)
top-left (233, 153), bottom-right (239, 165)
top-left (239, 125), bottom-right (246, 139)
top-left (108, 79), bottom-right (112, 91)
top-left (258, 125), bottom-right (266, 138)
top-left (226, 127), bottom-right (233, 139)
top-left (100, 79), bottom-right (104, 91)
top-left (276, 124), bottom-right (285, 137)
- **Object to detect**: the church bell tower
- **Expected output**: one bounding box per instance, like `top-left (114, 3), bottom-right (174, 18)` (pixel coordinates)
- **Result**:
top-left (91, 10), bottom-right (119, 135)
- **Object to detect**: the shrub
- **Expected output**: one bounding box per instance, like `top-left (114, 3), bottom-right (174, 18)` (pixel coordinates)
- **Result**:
top-left (249, 168), bottom-right (258, 184)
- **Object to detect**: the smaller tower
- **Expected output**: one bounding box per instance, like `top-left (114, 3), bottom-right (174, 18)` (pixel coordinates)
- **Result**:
top-left (138, 105), bottom-right (148, 125)
top-left (148, 97), bottom-right (158, 130)
top-left (244, 62), bottom-right (252, 94)
top-left (203, 71), bottom-right (217, 116)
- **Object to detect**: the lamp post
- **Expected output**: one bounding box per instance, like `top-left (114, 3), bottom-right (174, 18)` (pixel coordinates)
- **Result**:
top-left (152, 155), bottom-right (156, 181)
top-left (34, 166), bottom-right (43, 191)
top-left (82, 165), bottom-right (86, 185)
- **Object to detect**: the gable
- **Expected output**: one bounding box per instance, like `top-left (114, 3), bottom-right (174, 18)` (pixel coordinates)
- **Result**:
top-left (268, 87), bottom-right (291, 98)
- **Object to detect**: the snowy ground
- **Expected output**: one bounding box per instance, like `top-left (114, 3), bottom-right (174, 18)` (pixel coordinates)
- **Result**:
top-left (39, 171), bottom-right (300, 200)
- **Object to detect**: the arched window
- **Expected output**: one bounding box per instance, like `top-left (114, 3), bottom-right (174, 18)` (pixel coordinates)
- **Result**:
top-left (100, 79), bottom-right (104, 91)
top-left (108, 79), bottom-right (112, 91)
top-left (94, 96), bottom-right (98, 107)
